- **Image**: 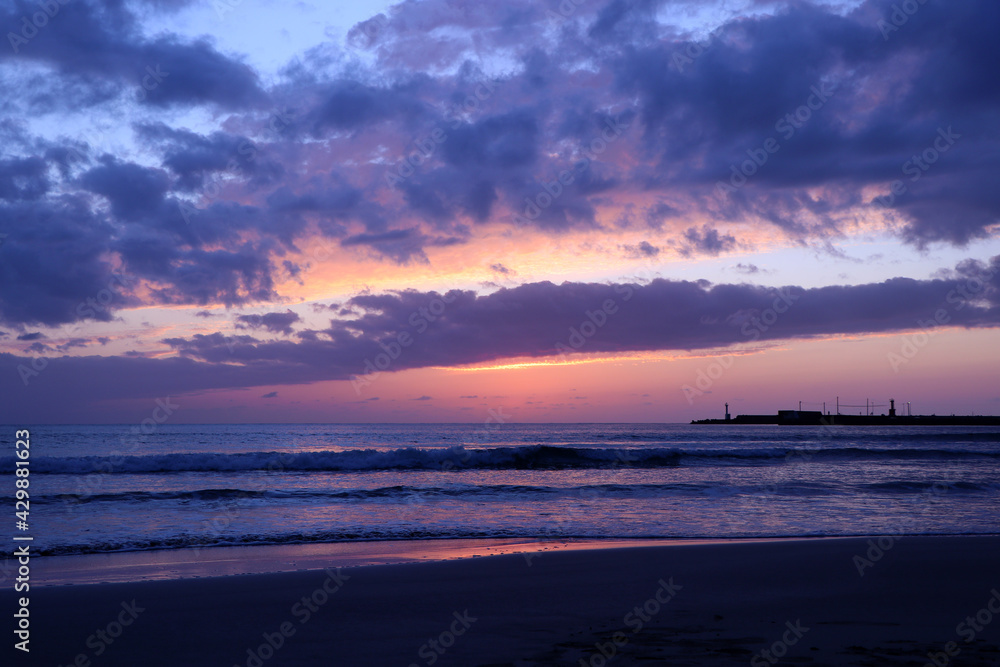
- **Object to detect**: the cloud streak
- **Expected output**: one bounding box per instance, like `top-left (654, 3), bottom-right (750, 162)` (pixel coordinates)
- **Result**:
top-left (5, 255), bottom-right (997, 418)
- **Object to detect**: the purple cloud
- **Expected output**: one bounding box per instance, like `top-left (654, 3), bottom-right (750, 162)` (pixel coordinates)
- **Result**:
top-left (235, 310), bottom-right (301, 335)
top-left (2, 254), bottom-right (996, 420)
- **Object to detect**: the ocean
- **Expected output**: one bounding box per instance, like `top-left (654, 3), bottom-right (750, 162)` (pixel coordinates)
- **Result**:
top-left (5, 423), bottom-right (1000, 557)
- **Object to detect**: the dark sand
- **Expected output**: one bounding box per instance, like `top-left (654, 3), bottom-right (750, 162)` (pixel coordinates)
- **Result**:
top-left (5, 536), bottom-right (1000, 666)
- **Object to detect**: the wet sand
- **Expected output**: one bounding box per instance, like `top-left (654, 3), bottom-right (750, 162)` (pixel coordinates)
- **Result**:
top-left (4, 535), bottom-right (1000, 666)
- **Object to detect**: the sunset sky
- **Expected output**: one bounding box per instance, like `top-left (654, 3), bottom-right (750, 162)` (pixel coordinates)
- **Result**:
top-left (1, 0), bottom-right (998, 423)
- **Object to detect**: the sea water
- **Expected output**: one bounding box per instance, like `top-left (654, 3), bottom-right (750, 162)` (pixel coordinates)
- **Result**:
top-left (3, 423), bottom-right (998, 556)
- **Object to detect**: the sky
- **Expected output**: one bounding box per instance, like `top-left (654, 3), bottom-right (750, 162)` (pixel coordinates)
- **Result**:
top-left (1, 0), bottom-right (999, 423)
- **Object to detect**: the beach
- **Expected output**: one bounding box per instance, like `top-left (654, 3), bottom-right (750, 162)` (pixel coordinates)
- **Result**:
top-left (5, 0), bottom-right (1000, 662)
top-left (6, 535), bottom-right (1000, 666)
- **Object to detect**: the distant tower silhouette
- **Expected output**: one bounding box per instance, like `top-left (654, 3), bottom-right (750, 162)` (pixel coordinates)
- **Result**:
top-left (725, 402), bottom-right (731, 421)
top-left (889, 398), bottom-right (896, 417)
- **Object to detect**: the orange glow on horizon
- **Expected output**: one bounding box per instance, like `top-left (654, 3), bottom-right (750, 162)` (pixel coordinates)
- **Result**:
top-left (434, 351), bottom-right (684, 372)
